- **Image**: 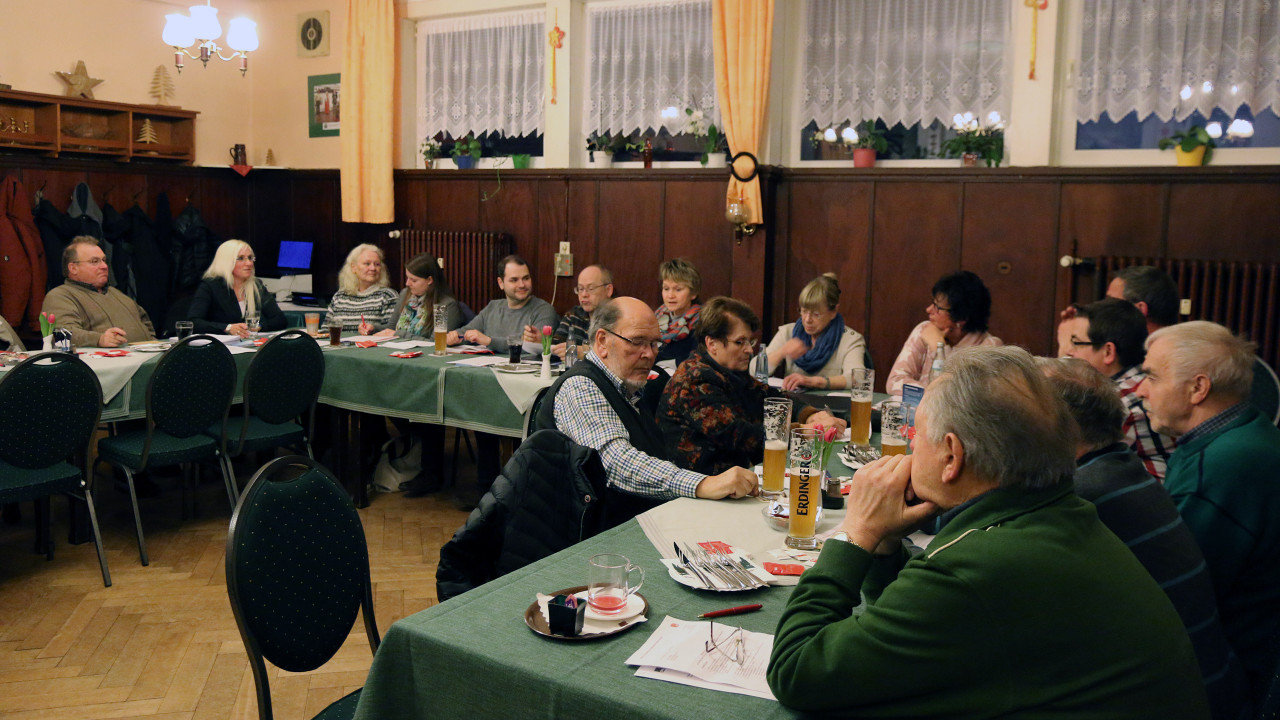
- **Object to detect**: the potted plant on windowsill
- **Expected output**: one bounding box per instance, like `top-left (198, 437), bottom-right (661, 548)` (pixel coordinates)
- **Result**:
top-left (450, 134), bottom-right (482, 169)
top-left (1158, 125), bottom-right (1215, 166)
top-left (846, 120), bottom-right (887, 168)
top-left (420, 139), bottom-right (441, 169)
top-left (585, 132), bottom-right (611, 168)
top-left (685, 108), bottom-right (728, 167)
top-left (942, 112), bottom-right (1005, 167)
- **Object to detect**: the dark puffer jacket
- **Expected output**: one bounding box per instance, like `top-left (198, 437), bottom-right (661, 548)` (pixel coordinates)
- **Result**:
top-left (435, 430), bottom-right (613, 601)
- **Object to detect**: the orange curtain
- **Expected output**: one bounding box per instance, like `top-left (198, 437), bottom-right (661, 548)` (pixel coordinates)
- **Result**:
top-left (711, 0), bottom-right (773, 226)
top-left (341, 0), bottom-right (395, 223)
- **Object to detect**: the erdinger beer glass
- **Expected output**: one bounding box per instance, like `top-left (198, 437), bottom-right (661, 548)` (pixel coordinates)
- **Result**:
top-left (762, 398), bottom-right (791, 499)
top-left (849, 367), bottom-right (875, 446)
top-left (881, 401), bottom-right (908, 456)
top-left (432, 304), bottom-right (449, 356)
top-left (787, 427), bottom-right (821, 549)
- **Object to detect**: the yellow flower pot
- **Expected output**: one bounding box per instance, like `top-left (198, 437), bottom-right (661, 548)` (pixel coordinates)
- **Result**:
top-left (1175, 146), bottom-right (1207, 166)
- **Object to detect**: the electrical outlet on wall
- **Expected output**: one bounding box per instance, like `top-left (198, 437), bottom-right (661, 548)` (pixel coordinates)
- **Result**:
top-left (555, 242), bottom-right (573, 277)
top-left (1180, 298), bottom-right (1192, 316)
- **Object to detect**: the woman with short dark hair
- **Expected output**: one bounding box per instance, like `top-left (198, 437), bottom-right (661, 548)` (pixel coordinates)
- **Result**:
top-left (885, 270), bottom-right (1002, 397)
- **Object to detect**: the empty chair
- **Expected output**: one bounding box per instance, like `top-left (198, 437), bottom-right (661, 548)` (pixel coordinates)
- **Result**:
top-left (0, 352), bottom-right (111, 586)
top-left (97, 334), bottom-right (237, 566)
top-left (1251, 356), bottom-right (1280, 425)
top-left (226, 455), bottom-right (380, 720)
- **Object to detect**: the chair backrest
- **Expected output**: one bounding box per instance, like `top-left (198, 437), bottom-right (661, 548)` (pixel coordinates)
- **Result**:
top-left (0, 352), bottom-right (101, 469)
top-left (244, 330), bottom-right (324, 425)
top-left (1250, 355), bottom-right (1280, 426)
top-left (147, 334), bottom-right (236, 438)
top-left (227, 456), bottom-right (379, 718)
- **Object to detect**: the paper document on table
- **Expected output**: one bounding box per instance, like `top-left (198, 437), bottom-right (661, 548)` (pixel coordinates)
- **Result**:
top-left (345, 335), bottom-right (394, 343)
top-left (767, 377), bottom-right (784, 388)
top-left (450, 355), bottom-right (509, 367)
top-left (446, 344), bottom-right (490, 354)
top-left (625, 616), bottom-right (775, 700)
top-left (205, 334), bottom-right (241, 344)
top-left (384, 340), bottom-right (433, 350)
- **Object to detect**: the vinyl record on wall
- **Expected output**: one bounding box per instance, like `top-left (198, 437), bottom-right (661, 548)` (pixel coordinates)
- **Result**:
top-left (297, 10), bottom-right (330, 58)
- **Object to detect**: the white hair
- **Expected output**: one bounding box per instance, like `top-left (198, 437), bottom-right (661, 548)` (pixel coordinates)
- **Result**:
top-left (338, 243), bottom-right (390, 295)
top-left (1147, 321), bottom-right (1255, 401)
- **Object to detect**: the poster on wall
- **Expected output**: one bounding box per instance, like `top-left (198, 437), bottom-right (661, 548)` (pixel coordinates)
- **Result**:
top-left (309, 73), bottom-right (340, 138)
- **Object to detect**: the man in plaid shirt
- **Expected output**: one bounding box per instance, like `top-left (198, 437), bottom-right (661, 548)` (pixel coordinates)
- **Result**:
top-left (1062, 298), bottom-right (1174, 480)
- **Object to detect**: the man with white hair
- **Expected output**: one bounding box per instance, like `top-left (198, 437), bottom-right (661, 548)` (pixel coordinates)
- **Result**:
top-left (768, 346), bottom-right (1209, 717)
top-left (1138, 320), bottom-right (1280, 701)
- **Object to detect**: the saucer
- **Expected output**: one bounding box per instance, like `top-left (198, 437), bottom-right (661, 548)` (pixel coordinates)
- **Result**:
top-left (574, 590), bottom-right (646, 621)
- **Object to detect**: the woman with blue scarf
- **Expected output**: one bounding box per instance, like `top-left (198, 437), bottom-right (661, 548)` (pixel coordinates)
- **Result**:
top-left (765, 274), bottom-right (867, 391)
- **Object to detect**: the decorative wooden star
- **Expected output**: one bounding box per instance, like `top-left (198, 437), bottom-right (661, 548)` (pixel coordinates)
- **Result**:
top-left (55, 61), bottom-right (103, 99)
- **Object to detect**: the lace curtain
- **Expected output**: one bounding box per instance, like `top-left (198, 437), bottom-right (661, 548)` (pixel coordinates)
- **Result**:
top-left (1077, 0), bottom-right (1280, 123)
top-left (584, 0), bottom-right (720, 136)
top-left (800, 0), bottom-right (1009, 132)
top-left (417, 10), bottom-right (545, 140)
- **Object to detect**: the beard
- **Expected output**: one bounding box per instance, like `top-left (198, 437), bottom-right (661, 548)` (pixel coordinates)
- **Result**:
top-left (621, 378), bottom-right (647, 396)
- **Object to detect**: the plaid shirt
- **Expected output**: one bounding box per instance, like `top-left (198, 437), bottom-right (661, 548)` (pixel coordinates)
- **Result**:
top-left (553, 351), bottom-right (706, 499)
top-left (554, 304), bottom-right (591, 344)
top-left (1113, 365), bottom-right (1175, 481)
top-left (1176, 402), bottom-right (1252, 447)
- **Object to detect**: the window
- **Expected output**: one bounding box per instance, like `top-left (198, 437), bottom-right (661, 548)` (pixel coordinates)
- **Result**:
top-left (584, 0), bottom-right (720, 157)
top-left (1075, 0), bottom-right (1280, 150)
top-left (417, 10), bottom-right (546, 159)
top-left (798, 0), bottom-right (1010, 161)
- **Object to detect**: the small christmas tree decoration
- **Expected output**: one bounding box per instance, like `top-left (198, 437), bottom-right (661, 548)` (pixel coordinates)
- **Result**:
top-left (137, 118), bottom-right (158, 144)
top-left (265, 148), bottom-right (276, 165)
top-left (150, 65), bottom-right (176, 106)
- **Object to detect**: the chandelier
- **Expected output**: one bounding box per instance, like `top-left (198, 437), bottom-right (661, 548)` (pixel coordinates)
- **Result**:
top-left (162, 1), bottom-right (259, 76)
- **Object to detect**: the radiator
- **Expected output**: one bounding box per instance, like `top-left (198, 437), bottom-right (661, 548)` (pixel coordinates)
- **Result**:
top-left (1095, 256), bottom-right (1279, 371)
top-left (390, 229), bottom-right (514, 319)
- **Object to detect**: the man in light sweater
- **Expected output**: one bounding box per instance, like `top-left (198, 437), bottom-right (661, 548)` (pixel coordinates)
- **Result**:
top-left (447, 254), bottom-right (558, 353)
top-left (42, 236), bottom-right (155, 348)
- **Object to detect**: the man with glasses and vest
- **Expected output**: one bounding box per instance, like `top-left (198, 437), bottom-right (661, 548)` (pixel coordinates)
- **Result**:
top-left (42, 236), bottom-right (155, 348)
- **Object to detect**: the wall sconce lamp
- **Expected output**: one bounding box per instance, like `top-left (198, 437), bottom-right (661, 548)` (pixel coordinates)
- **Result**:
top-left (726, 151), bottom-right (760, 245)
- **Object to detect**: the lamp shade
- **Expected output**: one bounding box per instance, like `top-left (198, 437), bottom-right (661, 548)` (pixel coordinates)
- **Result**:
top-left (226, 18), bottom-right (259, 52)
top-left (187, 4), bottom-right (221, 41)
top-left (163, 13), bottom-right (196, 47)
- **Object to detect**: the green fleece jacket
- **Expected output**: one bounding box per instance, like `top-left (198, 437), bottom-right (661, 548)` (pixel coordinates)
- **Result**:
top-left (1165, 406), bottom-right (1280, 693)
top-left (768, 482), bottom-right (1210, 719)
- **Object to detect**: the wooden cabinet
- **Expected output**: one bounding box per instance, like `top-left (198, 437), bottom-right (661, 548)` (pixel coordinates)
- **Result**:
top-left (0, 89), bottom-right (196, 164)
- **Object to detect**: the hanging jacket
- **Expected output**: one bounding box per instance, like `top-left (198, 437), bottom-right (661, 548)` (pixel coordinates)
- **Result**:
top-left (33, 196), bottom-right (78, 290)
top-left (0, 177), bottom-right (48, 333)
top-left (101, 203), bottom-right (137, 300)
top-left (170, 203), bottom-right (216, 293)
top-left (121, 203), bottom-right (170, 326)
top-left (66, 182), bottom-right (114, 288)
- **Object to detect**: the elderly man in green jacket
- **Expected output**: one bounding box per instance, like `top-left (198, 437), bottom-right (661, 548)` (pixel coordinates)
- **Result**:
top-left (768, 346), bottom-right (1209, 719)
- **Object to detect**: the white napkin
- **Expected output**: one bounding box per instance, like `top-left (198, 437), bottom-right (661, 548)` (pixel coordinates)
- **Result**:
top-left (535, 592), bottom-right (648, 636)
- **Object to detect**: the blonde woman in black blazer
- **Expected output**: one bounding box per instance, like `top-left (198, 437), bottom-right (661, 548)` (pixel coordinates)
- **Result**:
top-left (189, 240), bottom-right (286, 337)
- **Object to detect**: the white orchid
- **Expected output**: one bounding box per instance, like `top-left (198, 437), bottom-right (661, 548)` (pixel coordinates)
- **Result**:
top-left (822, 127), bottom-right (838, 143)
top-left (840, 126), bottom-right (858, 145)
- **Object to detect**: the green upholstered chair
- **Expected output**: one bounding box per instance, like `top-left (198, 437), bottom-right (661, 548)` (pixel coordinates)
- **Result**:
top-left (0, 352), bottom-right (111, 587)
top-left (97, 334), bottom-right (237, 566)
top-left (218, 330), bottom-right (324, 470)
top-left (226, 455), bottom-right (380, 720)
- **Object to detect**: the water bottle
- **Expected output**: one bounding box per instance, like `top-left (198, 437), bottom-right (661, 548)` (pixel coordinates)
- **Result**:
top-left (564, 336), bottom-right (577, 369)
top-left (928, 341), bottom-right (946, 384)
top-left (754, 347), bottom-right (770, 384)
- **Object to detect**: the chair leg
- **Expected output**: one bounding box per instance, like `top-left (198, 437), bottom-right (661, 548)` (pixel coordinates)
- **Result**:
top-left (79, 487), bottom-right (112, 587)
top-left (219, 453), bottom-right (238, 509)
top-left (121, 467), bottom-right (149, 566)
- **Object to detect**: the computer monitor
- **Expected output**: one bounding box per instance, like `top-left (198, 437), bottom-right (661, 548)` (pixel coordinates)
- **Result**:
top-left (277, 240), bottom-right (313, 273)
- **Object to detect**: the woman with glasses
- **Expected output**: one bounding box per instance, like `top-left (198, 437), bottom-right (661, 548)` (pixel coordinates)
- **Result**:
top-left (764, 274), bottom-right (867, 391)
top-left (885, 270), bottom-right (1002, 397)
top-left (657, 297), bottom-right (844, 475)
top-left (189, 239), bottom-right (286, 338)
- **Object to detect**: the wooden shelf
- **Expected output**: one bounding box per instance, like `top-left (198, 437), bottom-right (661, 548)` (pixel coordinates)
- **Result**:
top-left (0, 89), bottom-right (197, 164)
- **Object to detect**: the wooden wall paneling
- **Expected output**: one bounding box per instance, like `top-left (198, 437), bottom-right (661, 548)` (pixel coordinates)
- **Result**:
top-left (565, 179), bottom-right (601, 311)
top-left (960, 182), bottom-right (1060, 356)
top-left (766, 176), bottom-right (792, 332)
top-left (20, 167), bottom-right (85, 212)
top-left (247, 170), bottom-right (292, 274)
top-left (478, 179), bottom-right (540, 300)
top-left (533, 179), bottom-right (573, 314)
top-left (197, 173), bottom-right (250, 241)
top-left (596, 180), bottom-right (664, 308)
top-left (422, 178), bottom-right (482, 232)
top-left (1058, 183), bottom-right (1166, 306)
top-left (661, 180), bottom-right (737, 302)
top-left (395, 175), bottom-right (428, 227)
top-left (149, 172), bottom-right (200, 221)
top-left (1165, 182), bottom-right (1280, 263)
top-left (291, 175), bottom-right (338, 296)
top-left (868, 182), bottom-right (963, 380)
top-left (782, 180), bottom-right (873, 340)
top-left (84, 170), bottom-right (148, 215)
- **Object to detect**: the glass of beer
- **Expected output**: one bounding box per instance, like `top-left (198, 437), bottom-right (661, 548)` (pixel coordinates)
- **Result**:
top-left (848, 367), bottom-right (875, 447)
top-left (432, 304), bottom-right (449, 356)
top-left (881, 401), bottom-right (908, 457)
top-left (761, 398), bottom-right (791, 500)
top-left (786, 427), bottom-right (821, 550)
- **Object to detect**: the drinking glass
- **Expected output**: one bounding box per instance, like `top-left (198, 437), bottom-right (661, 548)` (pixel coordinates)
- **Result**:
top-left (304, 312), bottom-right (320, 335)
top-left (506, 334), bottom-right (523, 364)
top-left (786, 427), bottom-right (821, 550)
top-left (587, 553), bottom-right (644, 615)
top-left (848, 367), bottom-right (875, 447)
top-left (174, 320), bottom-right (193, 340)
top-left (327, 319), bottom-right (343, 347)
top-left (432, 304), bottom-right (449, 356)
top-left (881, 401), bottom-right (908, 456)
top-left (245, 312), bottom-right (261, 336)
top-left (761, 398), bottom-right (791, 500)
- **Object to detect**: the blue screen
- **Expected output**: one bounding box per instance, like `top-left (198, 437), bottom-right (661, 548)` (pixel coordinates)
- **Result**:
top-left (277, 241), bottom-right (313, 271)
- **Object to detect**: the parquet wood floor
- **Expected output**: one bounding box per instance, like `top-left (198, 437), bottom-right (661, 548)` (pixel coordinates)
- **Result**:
top-left (0, 447), bottom-right (473, 720)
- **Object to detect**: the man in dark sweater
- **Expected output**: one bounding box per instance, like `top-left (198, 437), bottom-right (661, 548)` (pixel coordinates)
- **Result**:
top-left (1042, 357), bottom-right (1249, 720)
top-left (1139, 321), bottom-right (1280, 703)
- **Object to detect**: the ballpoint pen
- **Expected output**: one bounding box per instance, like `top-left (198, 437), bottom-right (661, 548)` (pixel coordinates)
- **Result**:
top-left (698, 604), bottom-right (762, 619)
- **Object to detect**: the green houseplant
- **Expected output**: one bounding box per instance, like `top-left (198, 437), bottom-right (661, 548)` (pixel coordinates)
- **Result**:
top-left (848, 120), bottom-right (887, 167)
top-left (1158, 125), bottom-right (1215, 166)
top-left (942, 112), bottom-right (1004, 167)
top-left (419, 139), bottom-right (441, 169)
top-left (449, 134), bottom-right (482, 169)
top-left (685, 107), bottom-right (727, 166)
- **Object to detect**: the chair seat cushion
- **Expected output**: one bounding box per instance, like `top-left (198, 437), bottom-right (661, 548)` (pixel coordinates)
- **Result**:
top-left (0, 459), bottom-right (82, 503)
top-left (313, 688), bottom-right (362, 719)
top-left (99, 431), bottom-right (218, 469)
top-left (215, 417), bottom-right (304, 455)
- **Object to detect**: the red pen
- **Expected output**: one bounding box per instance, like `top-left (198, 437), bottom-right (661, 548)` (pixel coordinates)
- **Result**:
top-left (698, 604), bottom-right (762, 619)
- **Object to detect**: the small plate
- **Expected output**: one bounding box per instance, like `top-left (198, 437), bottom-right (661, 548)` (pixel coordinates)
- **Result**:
top-left (130, 342), bottom-right (172, 353)
top-left (524, 585), bottom-right (648, 641)
top-left (494, 363), bottom-right (540, 374)
top-left (575, 590), bottom-right (646, 621)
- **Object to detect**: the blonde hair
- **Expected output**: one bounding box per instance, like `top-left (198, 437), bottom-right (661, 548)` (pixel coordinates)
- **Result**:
top-left (338, 243), bottom-right (390, 295)
top-left (799, 273), bottom-right (840, 311)
top-left (203, 239), bottom-right (260, 315)
top-left (1147, 321), bottom-right (1255, 401)
top-left (659, 258), bottom-right (701, 297)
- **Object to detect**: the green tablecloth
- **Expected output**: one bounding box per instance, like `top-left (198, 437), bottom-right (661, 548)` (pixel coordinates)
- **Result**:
top-left (100, 352), bottom-right (254, 421)
top-left (353, 518), bottom-right (803, 720)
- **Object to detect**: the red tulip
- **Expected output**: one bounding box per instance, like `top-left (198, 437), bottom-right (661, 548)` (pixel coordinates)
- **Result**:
top-left (542, 325), bottom-right (553, 336)
top-left (823, 426), bottom-right (838, 443)
top-left (811, 423), bottom-right (823, 432)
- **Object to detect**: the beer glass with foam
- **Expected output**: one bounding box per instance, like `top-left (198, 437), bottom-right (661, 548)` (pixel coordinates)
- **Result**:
top-left (787, 427), bottom-right (821, 549)
top-left (432, 304), bottom-right (449, 356)
top-left (881, 401), bottom-right (908, 457)
top-left (762, 398), bottom-right (791, 500)
top-left (848, 367), bottom-right (875, 446)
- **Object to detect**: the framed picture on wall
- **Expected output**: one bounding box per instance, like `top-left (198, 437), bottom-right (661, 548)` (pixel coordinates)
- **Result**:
top-left (308, 73), bottom-right (340, 138)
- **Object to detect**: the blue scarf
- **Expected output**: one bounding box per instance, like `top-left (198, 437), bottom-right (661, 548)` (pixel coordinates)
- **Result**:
top-left (791, 313), bottom-right (844, 374)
